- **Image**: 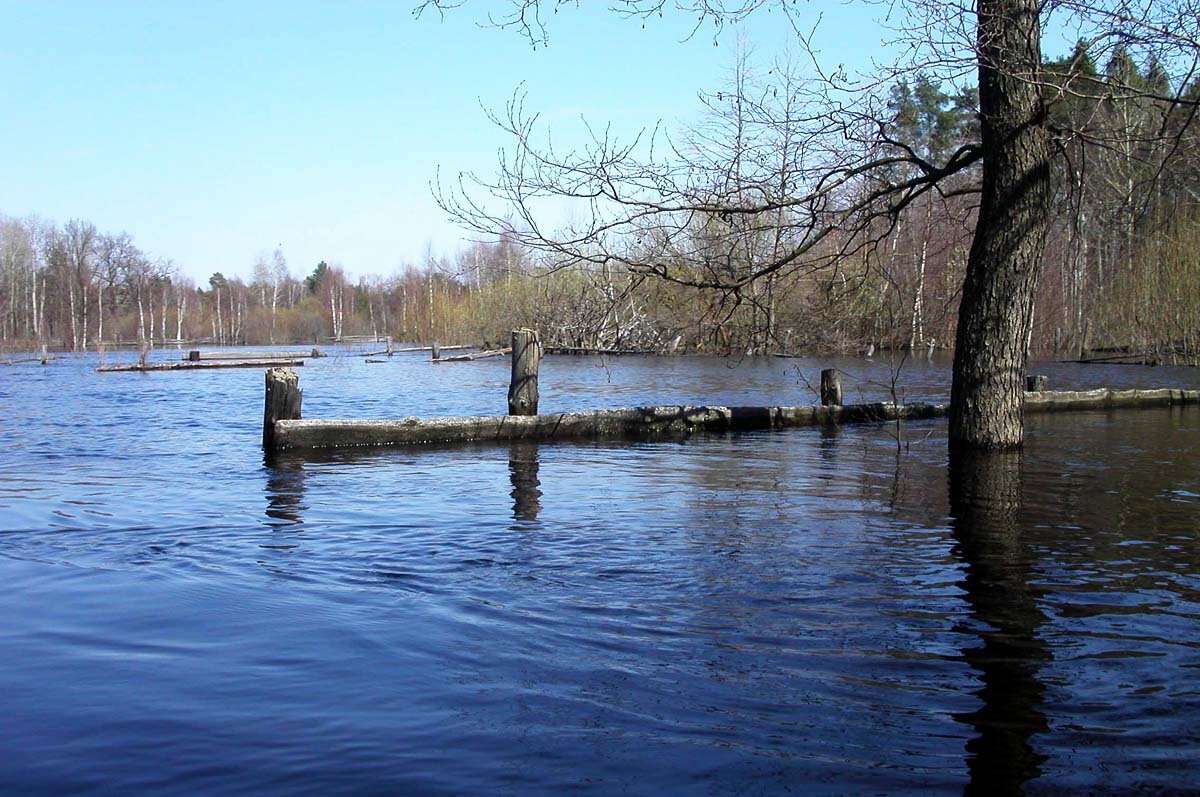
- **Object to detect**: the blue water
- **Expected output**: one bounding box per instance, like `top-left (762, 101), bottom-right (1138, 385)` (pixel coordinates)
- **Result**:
top-left (1, 347), bottom-right (1198, 793)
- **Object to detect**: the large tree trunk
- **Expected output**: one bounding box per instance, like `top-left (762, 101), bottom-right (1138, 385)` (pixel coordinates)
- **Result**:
top-left (950, 0), bottom-right (1051, 449)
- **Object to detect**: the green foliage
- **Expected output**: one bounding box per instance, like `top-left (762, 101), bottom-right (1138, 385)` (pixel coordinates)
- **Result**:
top-left (305, 261), bottom-right (328, 295)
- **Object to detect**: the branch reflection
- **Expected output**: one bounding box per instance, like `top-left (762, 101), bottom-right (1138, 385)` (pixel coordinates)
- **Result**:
top-left (949, 448), bottom-right (1049, 795)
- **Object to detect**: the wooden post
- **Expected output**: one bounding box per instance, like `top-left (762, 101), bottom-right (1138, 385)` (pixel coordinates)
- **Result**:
top-left (386, 336), bottom-right (393, 357)
top-left (263, 367), bottom-right (302, 449)
top-left (508, 328), bottom-right (541, 416)
top-left (820, 368), bottom-right (842, 406)
top-left (40, 344), bottom-right (48, 366)
top-left (431, 341), bottom-right (441, 361)
top-left (188, 350), bottom-right (201, 362)
top-left (1026, 374), bottom-right (1048, 392)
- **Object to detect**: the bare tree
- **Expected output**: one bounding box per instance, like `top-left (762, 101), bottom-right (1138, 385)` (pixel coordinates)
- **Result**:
top-left (417, 0), bottom-right (1200, 449)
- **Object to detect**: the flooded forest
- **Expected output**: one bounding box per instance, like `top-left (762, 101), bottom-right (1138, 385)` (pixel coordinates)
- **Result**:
top-left (3, 48), bottom-right (1198, 362)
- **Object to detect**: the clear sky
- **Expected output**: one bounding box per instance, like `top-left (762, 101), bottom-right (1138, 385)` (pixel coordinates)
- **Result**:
top-left (1, 1), bottom-right (915, 284)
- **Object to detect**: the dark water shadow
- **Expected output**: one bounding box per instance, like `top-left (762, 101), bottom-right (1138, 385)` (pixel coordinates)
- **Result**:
top-left (948, 448), bottom-right (1049, 795)
top-left (508, 442), bottom-right (542, 524)
top-left (262, 453), bottom-right (309, 525)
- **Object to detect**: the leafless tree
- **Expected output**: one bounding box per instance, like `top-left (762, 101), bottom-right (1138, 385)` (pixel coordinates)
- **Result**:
top-left (417, 0), bottom-right (1200, 449)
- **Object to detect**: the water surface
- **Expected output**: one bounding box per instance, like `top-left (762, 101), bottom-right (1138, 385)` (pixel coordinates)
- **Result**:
top-left (1, 348), bottom-right (1197, 793)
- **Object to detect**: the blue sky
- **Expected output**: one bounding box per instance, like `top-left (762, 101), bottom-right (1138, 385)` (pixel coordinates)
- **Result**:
top-left (1, 2), bottom-right (921, 284)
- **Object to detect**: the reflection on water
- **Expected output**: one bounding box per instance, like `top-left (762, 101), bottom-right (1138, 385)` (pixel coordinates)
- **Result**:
top-left (264, 454), bottom-right (307, 525)
top-left (949, 449), bottom-right (1048, 795)
top-left (508, 442), bottom-right (542, 523)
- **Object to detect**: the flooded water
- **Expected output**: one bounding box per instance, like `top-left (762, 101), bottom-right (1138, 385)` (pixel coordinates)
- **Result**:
top-left (1, 347), bottom-right (1198, 794)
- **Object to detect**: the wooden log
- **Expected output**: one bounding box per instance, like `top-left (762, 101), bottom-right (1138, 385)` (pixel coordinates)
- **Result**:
top-left (383, 344), bottom-right (469, 354)
top-left (266, 387), bottom-right (1200, 451)
top-left (1026, 374), bottom-right (1048, 392)
top-left (41, 344), bottom-right (48, 365)
top-left (98, 360), bottom-right (305, 372)
top-left (271, 402), bottom-right (949, 450)
top-left (386, 336), bottom-right (393, 357)
top-left (1023, 387), bottom-right (1200, 412)
top-left (263, 368), bottom-right (302, 449)
top-left (1, 354), bottom-right (62, 366)
top-left (438, 347), bottom-right (511, 362)
top-left (508, 329), bottom-right (541, 416)
top-left (183, 350), bottom-right (318, 361)
top-left (544, 346), bottom-right (656, 356)
top-left (820, 368), bottom-right (842, 406)
top-left (431, 342), bottom-right (441, 361)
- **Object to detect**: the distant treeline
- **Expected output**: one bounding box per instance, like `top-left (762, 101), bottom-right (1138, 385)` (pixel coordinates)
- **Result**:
top-left (3, 49), bottom-right (1197, 359)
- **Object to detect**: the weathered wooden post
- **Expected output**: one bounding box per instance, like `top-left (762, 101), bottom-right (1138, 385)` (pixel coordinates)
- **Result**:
top-left (431, 341), bottom-right (441, 361)
top-left (386, 336), bottom-right (393, 357)
top-left (263, 367), bottom-right (302, 449)
top-left (820, 368), bottom-right (842, 406)
top-left (508, 328), bottom-right (541, 416)
top-left (188, 349), bottom-right (201, 362)
top-left (40, 344), bottom-right (48, 366)
top-left (1026, 374), bottom-right (1048, 392)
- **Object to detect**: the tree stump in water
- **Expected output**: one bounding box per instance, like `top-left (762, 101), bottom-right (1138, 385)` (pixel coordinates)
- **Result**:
top-left (263, 368), bottom-right (302, 449)
top-left (508, 328), bottom-right (541, 416)
top-left (821, 368), bottom-right (842, 406)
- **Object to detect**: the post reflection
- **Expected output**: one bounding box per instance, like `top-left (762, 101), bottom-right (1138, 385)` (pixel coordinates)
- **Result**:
top-left (263, 453), bottom-right (308, 524)
top-left (948, 448), bottom-right (1049, 794)
top-left (508, 442), bottom-right (542, 523)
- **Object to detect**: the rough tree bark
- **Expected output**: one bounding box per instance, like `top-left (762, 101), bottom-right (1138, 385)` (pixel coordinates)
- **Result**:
top-left (949, 0), bottom-right (1051, 449)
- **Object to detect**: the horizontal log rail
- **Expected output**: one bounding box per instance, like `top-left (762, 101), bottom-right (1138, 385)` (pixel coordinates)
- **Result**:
top-left (262, 355), bottom-right (1200, 451)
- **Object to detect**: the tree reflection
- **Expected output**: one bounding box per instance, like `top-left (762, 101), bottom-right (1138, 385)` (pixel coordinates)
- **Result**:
top-left (508, 442), bottom-right (542, 522)
top-left (263, 453), bottom-right (308, 525)
top-left (948, 448), bottom-right (1049, 795)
